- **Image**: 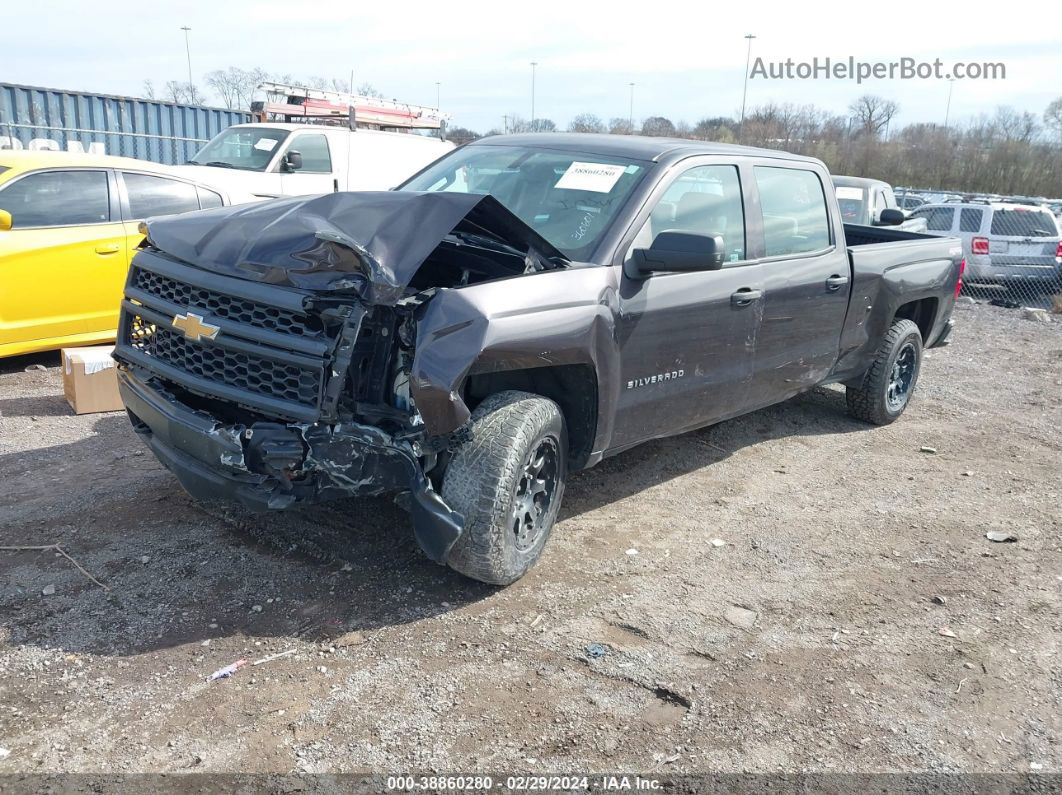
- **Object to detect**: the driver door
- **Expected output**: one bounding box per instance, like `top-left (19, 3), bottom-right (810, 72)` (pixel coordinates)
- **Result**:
top-left (278, 132), bottom-right (337, 195)
top-left (611, 161), bottom-right (764, 449)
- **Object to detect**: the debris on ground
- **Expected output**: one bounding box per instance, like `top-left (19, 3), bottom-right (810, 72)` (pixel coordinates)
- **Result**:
top-left (140, 556), bottom-right (150, 564)
top-left (920, 446), bottom-right (938, 454)
top-left (207, 659), bottom-right (248, 682)
top-left (709, 538), bottom-right (726, 548)
top-left (1022, 308), bottom-right (1052, 324)
top-left (0, 544), bottom-right (109, 590)
top-left (985, 531), bottom-right (1018, 543)
top-left (23, 364), bottom-right (47, 372)
top-left (334, 631), bottom-right (368, 648)
top-left (931, 595), bottom-right (947, 605)
top-left (938, 627), bottom-right (958, 638)
top-left (585, 643), bottom-right (608, 659)
top-left (625, 548), bottom-right (639, 556)
top-left (725, 605), bottom-right (758, 629)
top-left (41, 584), bottom-right (55, 596)
top-left (252, 649), bottom-right (297, 666)
top-left (988, 298), bottom-right (1020, 309)
top-left (0, 747), bottom-right (10, 760)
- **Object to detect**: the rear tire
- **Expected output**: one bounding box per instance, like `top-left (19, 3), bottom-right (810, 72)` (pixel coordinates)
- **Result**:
top-left (846, 318), bottom-right (923, 426)
top-left (442, 391), bottom-right (567, 585)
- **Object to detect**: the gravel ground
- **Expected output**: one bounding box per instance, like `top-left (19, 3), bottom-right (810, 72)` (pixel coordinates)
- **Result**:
top-left (0, 302), bottom-right (1059, 775)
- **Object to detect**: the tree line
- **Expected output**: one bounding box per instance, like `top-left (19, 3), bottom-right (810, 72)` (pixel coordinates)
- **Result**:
top-left (138, 71), bottom-right (1062, 197)
top-left (452, 95), bottom-right (1062, 197)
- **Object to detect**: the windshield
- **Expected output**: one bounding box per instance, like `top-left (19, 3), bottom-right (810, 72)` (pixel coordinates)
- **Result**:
top-left (189, 127), bottom-right (290, 171)
top-left (990, 208), bottom-right (1059, 238)
top-left (835, 185), bottom-right (867, 222)
top-left (399, 144), bottom-right (648, 260)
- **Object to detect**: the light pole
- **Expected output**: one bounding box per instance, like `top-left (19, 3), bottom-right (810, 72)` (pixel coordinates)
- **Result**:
top-left (180, 26), bottom-right (193, 93)
top-left (943, 79), bottom-right (955, 131)
top-left (739, 33), bottom-right (756, 133)
top-left (629, 82), bottom-right (635, 134)
top-left (435, 81), bottom-right (441, 110)
top-left (530, 62), bottom-right (538, 131)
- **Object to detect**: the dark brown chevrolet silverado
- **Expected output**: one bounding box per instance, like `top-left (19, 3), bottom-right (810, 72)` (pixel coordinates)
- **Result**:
top-left (113, 134), bottom-right (964, 583)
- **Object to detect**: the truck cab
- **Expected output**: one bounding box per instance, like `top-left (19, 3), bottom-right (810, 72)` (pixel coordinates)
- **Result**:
top-left (179, 123), bottom-right (454, 200)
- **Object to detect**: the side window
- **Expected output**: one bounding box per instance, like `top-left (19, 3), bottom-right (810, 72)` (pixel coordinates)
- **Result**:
top-left (754, 166), bottom-right (830, 257)
top-left (923, 207), bottom-right (955, 231)
top-left (959, 208), bottom-right (983, 233)
top-left (123, 173), bottom-right (200, 218)
top-left (197, 186), bottom-right (224, 209)
top-left (0, 170), bottom-right (110, 227)
top-left (647, 165), bottom-right (745, 262)
top-left (291, 134), bottom-right (332, 173)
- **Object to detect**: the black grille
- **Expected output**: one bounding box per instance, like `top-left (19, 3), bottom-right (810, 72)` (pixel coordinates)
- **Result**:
top-left (128, 314), bottom-right (319, 406)
top-left (132, 267), bottom-right (318, 337)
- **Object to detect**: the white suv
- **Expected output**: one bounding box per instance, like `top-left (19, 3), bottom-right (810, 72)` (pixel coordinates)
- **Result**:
top-left (911, 202), bottom-right (1062, 291)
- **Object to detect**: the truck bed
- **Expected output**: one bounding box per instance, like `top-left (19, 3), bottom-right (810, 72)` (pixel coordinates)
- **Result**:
top-left (831, 224), bottom-right (963, 383)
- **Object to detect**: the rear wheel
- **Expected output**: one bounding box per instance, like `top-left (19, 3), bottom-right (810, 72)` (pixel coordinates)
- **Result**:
top-left (846, 318), bottom-right (923, 426)
top-left (442, 391), bottom-right (567, 585)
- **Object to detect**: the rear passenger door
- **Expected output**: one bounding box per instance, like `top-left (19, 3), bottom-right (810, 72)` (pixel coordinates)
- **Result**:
top-left (750, 164), bottom-right (851, 404)
top-left (612, 160), bottom-right (764, 448)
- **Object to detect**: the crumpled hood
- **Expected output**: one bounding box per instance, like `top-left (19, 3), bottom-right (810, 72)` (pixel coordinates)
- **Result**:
top-left (141, 191), bottom-right (568, 305)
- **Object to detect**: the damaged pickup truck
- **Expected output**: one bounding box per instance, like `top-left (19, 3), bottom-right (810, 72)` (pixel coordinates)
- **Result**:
top-left (113, 134), bottom-right (964, 584)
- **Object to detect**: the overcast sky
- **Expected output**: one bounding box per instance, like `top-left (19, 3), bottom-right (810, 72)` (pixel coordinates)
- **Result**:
top-left (5, 0), bottom-right (1061, 133)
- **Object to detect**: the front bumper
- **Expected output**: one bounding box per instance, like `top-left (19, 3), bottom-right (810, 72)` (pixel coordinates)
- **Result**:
top-left (118, 367), bottom-right (464, 564)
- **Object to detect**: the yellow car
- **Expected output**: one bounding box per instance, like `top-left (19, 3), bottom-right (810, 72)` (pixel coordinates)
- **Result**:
top-left (0, 151), bottom-right (243, 358)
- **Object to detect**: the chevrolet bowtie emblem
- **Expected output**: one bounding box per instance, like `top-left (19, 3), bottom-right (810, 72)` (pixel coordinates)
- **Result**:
top-left (172, 312), bottom-right (220, 342)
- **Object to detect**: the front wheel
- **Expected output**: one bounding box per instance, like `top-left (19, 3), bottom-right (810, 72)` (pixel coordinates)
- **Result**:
top-left (442, 391), bottom-right (567, 585)
top-left (846, 318), bottom-right (923, 426)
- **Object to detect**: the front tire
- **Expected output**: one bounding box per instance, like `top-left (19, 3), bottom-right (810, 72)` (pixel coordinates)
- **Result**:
top-left (846, 318), bottom-right (923, 426)
top-left (442, 391), bottom-right (567, 585)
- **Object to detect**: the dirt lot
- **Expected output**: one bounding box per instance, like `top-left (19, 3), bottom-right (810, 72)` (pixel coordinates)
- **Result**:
top-left (0, 302), bottom-right (1059, 775)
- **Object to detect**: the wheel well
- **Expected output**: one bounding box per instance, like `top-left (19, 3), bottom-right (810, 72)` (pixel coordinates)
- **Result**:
top-left (464, 364), bottom-right (598, 469)
top-left (894, 298), bottom-right (938, 342)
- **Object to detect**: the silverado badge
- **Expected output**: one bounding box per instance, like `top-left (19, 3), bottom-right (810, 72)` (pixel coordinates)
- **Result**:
top-left (172, 312), bottom-right (220, 342)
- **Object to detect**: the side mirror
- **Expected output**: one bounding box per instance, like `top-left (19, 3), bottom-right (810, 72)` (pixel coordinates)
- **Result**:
top-left (877, 208), bottom-right (905, 226)
top-left (0, 209), bottom-right (10, 231)
top-left (629, 232), bottom-right (725, 278)
top-left (282, 150), bottom-right (303, 172)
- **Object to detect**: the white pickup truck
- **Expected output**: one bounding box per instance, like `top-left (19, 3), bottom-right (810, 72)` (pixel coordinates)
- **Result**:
top-left (178, 123), bottom-right (453, 200)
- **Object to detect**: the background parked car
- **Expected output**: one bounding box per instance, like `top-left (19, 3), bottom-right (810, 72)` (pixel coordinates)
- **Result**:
top-left (832, 176), bottom-right (928, 232)
top-left (911, 201), bottom-right (1062, 293)
top-left (0, 151), bottom-right (252, 358)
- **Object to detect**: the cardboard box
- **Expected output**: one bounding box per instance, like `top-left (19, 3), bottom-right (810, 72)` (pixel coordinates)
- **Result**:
top-left (62, 346), bottom-right (123, 415)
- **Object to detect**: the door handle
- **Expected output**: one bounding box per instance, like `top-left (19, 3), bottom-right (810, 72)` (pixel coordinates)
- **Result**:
top-left (95, 244), bottom-right (121, 255)
top-left (731, 288), bottom-right (763, 306)
top-left (826, 274), bottom-right (849, 291)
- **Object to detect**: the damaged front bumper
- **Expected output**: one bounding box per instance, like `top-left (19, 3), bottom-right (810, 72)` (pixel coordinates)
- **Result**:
top-left (118, 368), bottom-right (464, 564)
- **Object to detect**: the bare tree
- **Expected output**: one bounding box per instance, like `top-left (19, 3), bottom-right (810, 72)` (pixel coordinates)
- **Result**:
top-left (608, 117), bottom-right (633, 135)
top-left (568, 113), bottom-right (606, 134)
top-left (1045, 97), bottom-right (1062, 142)
top-left (164, 81), bottom-right (206, 105)
top-left (357, 82), bottom-right (384, 98)
top-left (848, 95), bottom-right (899, 137)
top-left (640, 116), bottom-right (675, 137)
top-left (447, 126), bottom-right (480, 145)
top-left (142, 80), bottom-right (156, 100)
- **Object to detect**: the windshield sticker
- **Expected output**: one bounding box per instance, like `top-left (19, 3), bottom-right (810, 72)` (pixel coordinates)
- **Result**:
top-left (555, 162), bottom-right (626, 193)
top-left (835, 186), bottom-right (863, 200)
top-left (254, 138), bottom-right (278, 152)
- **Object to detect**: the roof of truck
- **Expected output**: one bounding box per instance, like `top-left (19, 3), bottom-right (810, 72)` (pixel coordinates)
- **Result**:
top-left (469, 133), bottom-right (824, 165)
top-left (833, 175), bottom-right (891, 190)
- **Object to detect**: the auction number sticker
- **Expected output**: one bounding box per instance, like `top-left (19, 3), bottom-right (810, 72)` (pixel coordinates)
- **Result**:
top-left (555, 162), bottom-right (626, 193)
